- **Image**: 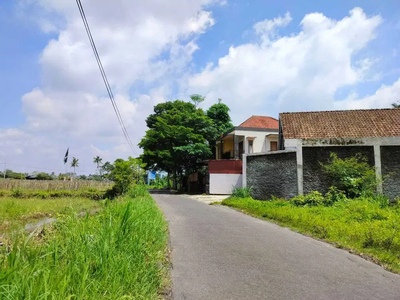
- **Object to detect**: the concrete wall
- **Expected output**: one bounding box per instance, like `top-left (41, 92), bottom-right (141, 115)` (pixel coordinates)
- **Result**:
top-left (302, 146), bottom-right (375, 194)
top-left (246, 151), bottom-right (297, 200)
top-left (381, 146), bottom-right (400, 200)
top-left (234, 129), bottom-right (278, 154)
top-left (210, 174), bottom-right (242, 194)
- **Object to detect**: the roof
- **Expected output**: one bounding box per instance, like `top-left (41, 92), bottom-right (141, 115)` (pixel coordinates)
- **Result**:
top-left (280, 109), bottom-right (400, 139)
top-left (238, 116), bottom-right (279, 130)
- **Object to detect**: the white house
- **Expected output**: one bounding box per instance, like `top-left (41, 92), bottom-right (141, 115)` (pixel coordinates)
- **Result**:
top-left (209, 116), bottom-right (279, 194)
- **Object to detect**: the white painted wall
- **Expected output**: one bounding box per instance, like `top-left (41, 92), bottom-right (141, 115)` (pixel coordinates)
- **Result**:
top-left (210, 174), bottom-right (243, 195)
top-left (233, 129), bottom-right (278, 154)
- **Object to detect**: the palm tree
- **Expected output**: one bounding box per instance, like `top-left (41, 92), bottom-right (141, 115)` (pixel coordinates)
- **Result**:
top-left (71, 157), bottom-right (79, 177)
top-left (93, 156), bottom-right (103, 175)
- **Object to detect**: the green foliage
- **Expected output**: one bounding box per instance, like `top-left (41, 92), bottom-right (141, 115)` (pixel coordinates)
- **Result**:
top-left (321, 153), bottom-right (377, 198)
top-left (206, 99), bottom-right (233, 145)
top-left (222, 196), bottom-right (400, 273)
top-left (106, 157), bottom-right (145, 197)
top-left (0, 193), bottom-right (168, 299)
top-left (139, 99), bottom-right (217, 179)
top-left (291, 191), bottom-right (325, 207)
top-left (231, 187), bottom-right (252, 198)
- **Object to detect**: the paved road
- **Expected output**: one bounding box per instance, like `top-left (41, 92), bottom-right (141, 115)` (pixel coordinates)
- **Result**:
top-left (153, 193), bottom-right (400, 300)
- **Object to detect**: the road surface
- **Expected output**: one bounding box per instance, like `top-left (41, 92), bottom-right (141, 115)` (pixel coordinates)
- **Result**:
top-left (153, 193), bottom-right (400, 300)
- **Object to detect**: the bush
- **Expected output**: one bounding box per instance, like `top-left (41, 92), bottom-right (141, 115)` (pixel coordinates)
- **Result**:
top-left (321, 153), bottom-right (377, 198)
top-left (291, 191), bottom-right (325, 207)
top-left (325, 186), bottom-right (347, 206)
top-left (10, 188), bottom-right (24, 198)
top-left (231, 187), bottom-right (252, 198)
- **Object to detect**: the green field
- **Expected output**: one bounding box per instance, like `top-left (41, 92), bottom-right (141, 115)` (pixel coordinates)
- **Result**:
top-left (222, 197), bottom-right (400, 274)
top-left (0, 188), bottom-right (169, 299)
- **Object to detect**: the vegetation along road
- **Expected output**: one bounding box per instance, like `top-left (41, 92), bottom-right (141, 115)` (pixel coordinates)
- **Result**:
top-left (154, 193), bottom-right (400, 300)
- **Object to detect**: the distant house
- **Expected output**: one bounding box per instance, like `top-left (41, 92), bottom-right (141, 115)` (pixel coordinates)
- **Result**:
top-left (209, 115), bottom-right (279, 194)
top-left (216, 115), bottom-right (279, 159)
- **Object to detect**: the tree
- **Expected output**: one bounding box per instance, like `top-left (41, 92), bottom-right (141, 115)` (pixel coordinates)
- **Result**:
top-left (108, 157), bottom-right (145, 196)
top-left (206, 98), bottom-right (233, 149)
top-left (139, 99), bottom-right (216, 189)
top-left (93, 156), bottom-right (103, 175)
top-left (71, 157), bottom-right (79, 177)
top-left (101, 161), bottom-right (115, 179)
top-left (392, 101), bottom-right (400, 108)
top-left (190, 94), bottom-right (205, 108)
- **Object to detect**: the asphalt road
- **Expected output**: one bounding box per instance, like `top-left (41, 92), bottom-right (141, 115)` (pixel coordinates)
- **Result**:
top-left (153, 193), bottom-right (400, 300)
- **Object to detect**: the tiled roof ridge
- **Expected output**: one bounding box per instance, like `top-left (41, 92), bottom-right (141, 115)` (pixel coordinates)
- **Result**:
top-left (280, 108), bottom-right (397, 115)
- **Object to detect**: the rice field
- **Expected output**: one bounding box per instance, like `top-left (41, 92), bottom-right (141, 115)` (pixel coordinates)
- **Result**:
top-left (0, 179), bottom-right (112, 191)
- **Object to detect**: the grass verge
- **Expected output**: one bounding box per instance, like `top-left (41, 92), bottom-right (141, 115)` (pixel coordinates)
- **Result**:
top-left (0, 188), bottom-right (169, 299)
top-left (222, 197), bottom-right (400, 274)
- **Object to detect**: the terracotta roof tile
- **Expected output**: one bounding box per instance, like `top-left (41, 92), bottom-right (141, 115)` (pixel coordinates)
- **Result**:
top-left (280, 109), bottom-right (400, 139)
top-left (239, 116), bottom-right (279, 129)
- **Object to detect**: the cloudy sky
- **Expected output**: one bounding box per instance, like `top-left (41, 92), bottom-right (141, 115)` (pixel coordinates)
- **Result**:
top-left (1, 0), bottom-right (400, 175)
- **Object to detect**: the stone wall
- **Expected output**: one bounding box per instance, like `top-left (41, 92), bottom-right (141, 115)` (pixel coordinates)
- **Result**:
top-left (246, 151), bottom-right (297, 200)
top-left (381, 146), bottom-right (400, 200)
top-left (302, 146), bottom-right (375, 194)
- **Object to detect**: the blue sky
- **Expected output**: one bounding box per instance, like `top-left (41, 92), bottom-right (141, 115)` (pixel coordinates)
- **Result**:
top-left (0, 0), bottom-right (400, 174)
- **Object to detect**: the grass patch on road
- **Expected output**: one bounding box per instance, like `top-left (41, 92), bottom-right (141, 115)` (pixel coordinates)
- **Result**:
top-left (222, 197), bottom-right (400, 274)
top-left (0, 187), bottom-right (169, 299)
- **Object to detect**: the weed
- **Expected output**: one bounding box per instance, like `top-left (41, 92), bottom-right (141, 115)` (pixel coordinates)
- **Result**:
top-left (231, 187), bottom-right (252, 198)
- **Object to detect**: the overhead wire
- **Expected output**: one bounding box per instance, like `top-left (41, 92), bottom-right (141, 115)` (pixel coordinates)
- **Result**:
top-left (75, 0), bottom-right (138, 156)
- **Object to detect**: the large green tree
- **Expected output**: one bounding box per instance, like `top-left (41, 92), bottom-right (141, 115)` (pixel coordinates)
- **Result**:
top-left (139, 100), bottom-right (216, 187)
top-left (206, 98), bottom-right (233, 147)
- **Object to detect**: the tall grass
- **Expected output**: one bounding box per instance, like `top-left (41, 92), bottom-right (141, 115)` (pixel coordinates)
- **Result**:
top-left (0, 190), bottom-right (168, 299)
top-left (0, 179), bottom-right (112, 191)
top-left (222, 196), bottom-right (400, 274)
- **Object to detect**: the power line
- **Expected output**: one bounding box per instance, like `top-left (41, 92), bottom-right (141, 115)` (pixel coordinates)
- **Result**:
top-left (75, 0), bottom-right (138, 156)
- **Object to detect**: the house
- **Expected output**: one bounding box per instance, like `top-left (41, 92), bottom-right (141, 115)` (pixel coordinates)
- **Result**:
top-left (208, 115), bottom-right (279, 194)
top-left (275, 108), bottom-right (400, 197)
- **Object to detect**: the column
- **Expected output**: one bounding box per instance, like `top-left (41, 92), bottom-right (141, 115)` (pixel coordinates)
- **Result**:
top-left (374, 144), bottom-right (383, 194)
top-left (242, 153), bottom-right (247, 188)
top-left (296, 140), bottom-right (304, 195)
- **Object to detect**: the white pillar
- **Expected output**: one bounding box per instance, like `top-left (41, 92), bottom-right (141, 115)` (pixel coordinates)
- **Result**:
top-left (242, 154), bottom-right (247, 188)
top-left (296, 140), bottom-right (304, 195)
top-left (374, 144), bottom-right (383, 194)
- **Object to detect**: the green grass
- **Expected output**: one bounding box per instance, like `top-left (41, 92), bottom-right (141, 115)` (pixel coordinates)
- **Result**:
top-left (222, 197), bottom-right (400, 274)
top-left (0, 197), bottom-right (101, 235)
top-left (0, 189), bottom-right (169, 299)
top-left (0, 188), bottom-right (106, 200)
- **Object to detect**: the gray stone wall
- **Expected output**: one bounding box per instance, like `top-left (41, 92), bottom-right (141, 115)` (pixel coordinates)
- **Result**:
top-left (381, 146), bottom-right (400, 200)
top-left (302, 146), bottom-right (375, 194)
top-left (247, 152), bottom-right (297, 200)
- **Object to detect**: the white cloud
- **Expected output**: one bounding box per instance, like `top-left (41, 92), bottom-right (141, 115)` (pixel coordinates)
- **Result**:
top-left (1, 0), bottom-right (218, 174)
top-left (188, 7), bottom-right (383, 123)
top-left (2, 4), bottom-right (398, 174)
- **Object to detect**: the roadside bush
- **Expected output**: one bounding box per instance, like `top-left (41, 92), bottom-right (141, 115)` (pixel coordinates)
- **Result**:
top-left (325, 186), bottom-right (347, 206)
top-left (321, 153), bottom-right (377, 198)
top-left (10, 188), bottom-right (24, 198)
top-left (128, 184), bottom-right (149, 198)
top-left (231, 187), bottom-right (252, 198)
top-left (291, 191), bottom-right (325, 207)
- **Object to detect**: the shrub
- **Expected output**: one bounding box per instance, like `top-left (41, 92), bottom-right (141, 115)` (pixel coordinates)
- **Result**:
top-left (291, 191), bottom-right (325, 207)
top-left (325, 186), bottom-right (347, 206)
top-left (10, 188), bottom-right (24, 198)
top-left (321, 153), bottom-right (377, 198)
top-left (231, 187), bottom-right (252, 198)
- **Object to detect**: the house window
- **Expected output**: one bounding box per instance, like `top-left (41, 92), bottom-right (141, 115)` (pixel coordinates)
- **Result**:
top-left (270, 141), bottom-right (278, 151)
top-left (248, 140), bottom-right (254, 153)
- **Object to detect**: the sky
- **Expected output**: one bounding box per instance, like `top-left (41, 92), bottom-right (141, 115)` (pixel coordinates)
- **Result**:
top-left (1, 0), bottom-right (400, 175)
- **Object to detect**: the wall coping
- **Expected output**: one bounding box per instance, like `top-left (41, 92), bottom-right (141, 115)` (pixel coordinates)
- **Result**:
top-left (244, 150), bottom-right (297, 157)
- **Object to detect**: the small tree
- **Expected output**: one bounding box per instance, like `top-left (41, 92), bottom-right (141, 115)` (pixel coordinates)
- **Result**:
top-left (321, 153), bottom-right (377, 198)
top-left (108, 157), bottom-right (145, 196)
top-left (71, 157), bottom-right (79, 178)
top-left (190, 94), bottom-right (205, 108)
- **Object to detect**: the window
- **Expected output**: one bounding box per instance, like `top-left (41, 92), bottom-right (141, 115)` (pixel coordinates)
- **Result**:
top-left (270, 141), bottom-right (278, 151)
top-left (248, 140), bottom-right (254, 153)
